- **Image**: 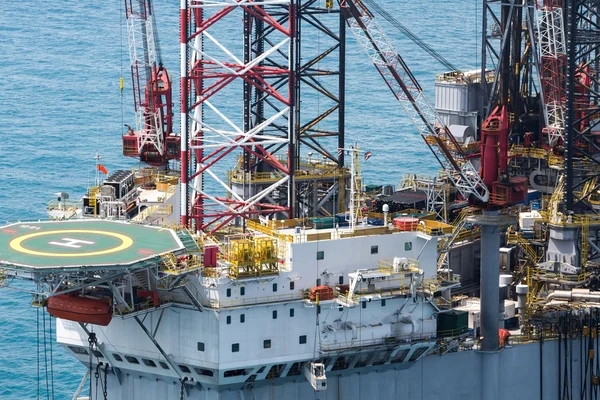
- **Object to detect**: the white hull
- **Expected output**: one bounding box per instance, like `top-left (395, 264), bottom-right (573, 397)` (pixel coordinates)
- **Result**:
top-left (94, 339), bottom-right (575, 400)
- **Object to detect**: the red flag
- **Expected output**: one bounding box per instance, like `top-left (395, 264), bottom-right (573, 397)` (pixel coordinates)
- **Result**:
top-left (364, 151), bottom-right (372, 161)
top-left (97, 164), bottom-right (108, 175)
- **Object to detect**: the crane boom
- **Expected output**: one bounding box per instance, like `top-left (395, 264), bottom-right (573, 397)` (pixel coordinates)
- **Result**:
top-left (340, 0), bottom-right (489, 203)
top-left (123, 0), bottom-right (178, 166)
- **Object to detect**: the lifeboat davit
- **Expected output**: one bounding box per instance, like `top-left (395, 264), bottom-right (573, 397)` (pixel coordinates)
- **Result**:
top-left (47, 294), bottom-right (112, 326)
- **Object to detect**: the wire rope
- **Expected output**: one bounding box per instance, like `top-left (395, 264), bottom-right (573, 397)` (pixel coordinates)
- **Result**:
top-left (42, 308), bottom-right (49, 400)
top-left (36, 304), bottom-right (40, 400)
top-left (362, 0), bottom-right (461, 73)
top-left (49, 314), bottom-right (55, 400)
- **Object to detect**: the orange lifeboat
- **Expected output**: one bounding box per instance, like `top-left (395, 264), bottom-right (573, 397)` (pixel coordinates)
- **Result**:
top-left (47, 294), bottom-right (112, 326)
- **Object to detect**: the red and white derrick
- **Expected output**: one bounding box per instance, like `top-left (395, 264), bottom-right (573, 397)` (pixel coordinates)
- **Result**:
top-left (180, 0), bottom-right (293, 231)
top-left (537, 0), bottom-right (566, 147)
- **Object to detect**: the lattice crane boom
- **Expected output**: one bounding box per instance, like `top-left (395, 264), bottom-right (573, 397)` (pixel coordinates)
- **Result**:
top-left (123, 0), bottom-right (179, 166)
top-left (536, 0), bottom-right (566, 147)
top-left (340, 0), bottom-right (489, 203)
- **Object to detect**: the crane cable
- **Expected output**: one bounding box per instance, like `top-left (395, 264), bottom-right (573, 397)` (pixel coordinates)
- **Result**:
top-left (361, 0), bottom-right (463, 74)
top-left (353, 0), bottom-right (488, 103)
top-left (37, 305), bottom-right (40, 399)
top-left (120, 0), bottom-right (125, 136)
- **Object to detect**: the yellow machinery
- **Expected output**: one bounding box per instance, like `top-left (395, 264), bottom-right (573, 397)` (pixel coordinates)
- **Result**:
top-left (228, 238), bottom-right (279, 279)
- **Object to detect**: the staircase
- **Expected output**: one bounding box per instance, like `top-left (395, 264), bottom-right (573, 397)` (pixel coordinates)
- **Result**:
top-left (180, 279), bottom-right (204, 312)
top-left (133, 270), bottom-right (151, 290)
top-left (507, 231), bottom-right (540, 264)
top-left (176, 229), bottom-right (200, 252)
top-left (437, 210), bottom-right (474, 271)
top-left (160, 253), bottom-right (178, 273)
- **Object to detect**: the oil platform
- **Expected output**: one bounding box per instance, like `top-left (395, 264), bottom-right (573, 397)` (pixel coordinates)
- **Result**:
top-left (5, 0), bottom-right (600, 399)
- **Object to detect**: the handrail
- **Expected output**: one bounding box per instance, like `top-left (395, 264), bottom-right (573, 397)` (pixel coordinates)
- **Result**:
top-left (320, 332), bottom-right (436, 351)
top-left (208, 292), bottom-right (304, 308)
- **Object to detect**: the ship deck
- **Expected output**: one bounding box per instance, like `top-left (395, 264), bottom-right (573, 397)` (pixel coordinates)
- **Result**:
top-left (0, 220), bottom-right (183, 270)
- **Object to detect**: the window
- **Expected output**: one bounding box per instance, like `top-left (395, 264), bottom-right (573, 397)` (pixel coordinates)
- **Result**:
top-left (226, 315), bottom-right (231, 324)
top-left (197, 342), bottom-right (205, 352)
top-left (195, 368), bottom-right (214, 377)
top-left (226, 288), bottom-right (231, 297)
top-left (299, 335), bottom-right (307, 344)
top-left (232, 343), bottom-right (240, 353)
top-left (317, 251), bottom-right (324, 260)
top-left (316, 278), bottom-right (321, 286)
top-left (362, 301), bottom-right (367, 309)
top-left (371, 245), bottom-right (378, 254)
top-left (405, 242), bottom-right (412, 251)
top-left (113, 354), bottom-right (123, 362)
top-left (142, 359), bottom-right (157, 367)
top-left (290, 281), bottom-right (295, 290)
top-left (272, 310), bottom-right (277, 319)
top-left (69, 346), bottom-right (89, 355)
top-left (240, 314), bottom-right (245, 323)
top-left (125, 355), bottom-right (140, 364)
top-left (381, 299), bottom-right (386, 307)
top-left (159, 361), bottom-right (169, 370)
top-left (224, 369), bottom-right (245, 377)
top-left (240, 287), bottom-right (245, 296)
top-left (264, 339), bottom-right (272, 349)
top-left (91, 350), bottom-right (103, 358)
top-left (290, 308), bottom-right (295, 317)
top-left (339, 276), bottom-right (344, 285)
top-left (179, 365), bottom-right (191, 373)
top-left (272, 283), bottom-right (278, 292)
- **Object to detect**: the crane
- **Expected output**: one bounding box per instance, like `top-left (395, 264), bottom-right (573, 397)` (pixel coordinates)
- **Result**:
top-left (122, 0), bottom-right (180, 167)
top-left (339, 0), bottom-right (493, 204)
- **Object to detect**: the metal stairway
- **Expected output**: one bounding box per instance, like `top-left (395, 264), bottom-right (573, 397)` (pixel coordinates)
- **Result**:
top-left (176, 229), bottom-right (200, 252)
top-left (437, 210), bottom-right (474, 271)
top-left (133, 270), bottom-right (151, 290)
top-left (179, 280), bottom-right (204, 312)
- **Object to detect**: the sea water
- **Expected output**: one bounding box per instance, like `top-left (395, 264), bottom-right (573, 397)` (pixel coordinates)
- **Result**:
top-left (0, 0), bottom-right (482, 398)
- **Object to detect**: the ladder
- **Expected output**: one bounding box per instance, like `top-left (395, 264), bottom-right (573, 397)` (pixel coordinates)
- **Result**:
top-left (88, 186), bottom-right (100, 217)
top-left (581, 217), bottom-right (589, 272)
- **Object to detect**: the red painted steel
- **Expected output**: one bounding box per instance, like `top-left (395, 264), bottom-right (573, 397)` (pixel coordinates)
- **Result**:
top-left (182, 0), bottom-right (294, 232)
top-left (47, 294), bottom-right (112, 327)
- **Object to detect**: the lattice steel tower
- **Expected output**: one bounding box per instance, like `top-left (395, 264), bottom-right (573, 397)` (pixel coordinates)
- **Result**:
top-left (180, 0), bottom-right (347, 231)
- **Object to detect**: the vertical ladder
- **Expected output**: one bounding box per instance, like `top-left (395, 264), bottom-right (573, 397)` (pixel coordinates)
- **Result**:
top-left (581, 217), bottom-right (589, 274)
top-left (88, 186), bottom-right (99, 218)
